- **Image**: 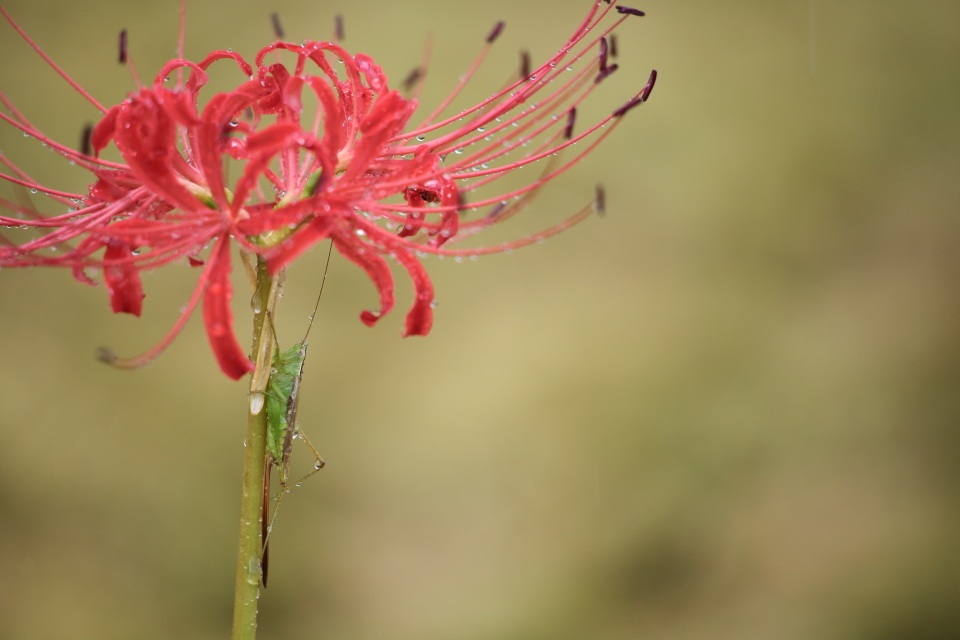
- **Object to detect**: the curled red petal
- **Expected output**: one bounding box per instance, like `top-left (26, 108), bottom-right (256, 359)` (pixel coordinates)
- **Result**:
top-left (283, 75), bottom-right (305, 114)
top-left (355, 54), bottom-right (388, 94)
top-left (332, 230), bottom-right (395, 327)
top-left (264, 214), bottom-right (335, 275)
top-left (303, 75), bottom-right (342, 174)
top-left (156, 89), bottom-right (200, 127)
top-left (153, 59), bottom-right (209, 94)
top-left (197, 50), bottom-right (254, 78)
top-left (90, 106), bottom-right (120, 156)
top-left (397, 209), bottom-right (424, 237)
top-left (202, 236), bottom-right (254, 380)
top-left (393, 248), bottom-right (434, 336)
top-left (113, 91), bottom-right (209, 214)
top-left (103, 242), bottom-right (145, 316)
top-left (339, 91), bottom-right (415, 186)
top-left (258, 63), bottom-right (291, 114)
top-left (196, 92), bottom-right (245, 210)
top-left (245, 121), bottom-right (301, 155)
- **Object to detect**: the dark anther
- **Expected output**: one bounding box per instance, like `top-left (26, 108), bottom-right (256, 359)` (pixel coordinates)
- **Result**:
top-left (603, 0), bottom-right (613, 4)
top-left (640, 69), bottom-right (657, 101)
top-left (610, 34), bottom-right (619, 58)
top-left (96, 347), bottom-right (118, 365)
top-left (487, 201), bottom-right (507, 219)
top-left (520, 50), bottom-right (531, 79)
top-left (595, 184), bottom-right (606, 215)
top-left (80, 123), bottom-right (92, 157)
top-left (271, 12), bottom-right (285, 39)
top-left (612, 96), bottom-right (642, 117)
top-left (402, 67), bottom-right (423, 92)
top-left (599, 37), bottom-right (608, 72)
top-left (118, 29), bottom-right (128, 64)
top-left (564, 107), bottom-right (577, 140)
top-left (335, 15), bottom-right (344, 41)
top-left (594, 63), bottom-right (618, 84)
top-left (615, 6), bottom-right (645, 16)
top-left (486, 21), bottom-right (505, 43)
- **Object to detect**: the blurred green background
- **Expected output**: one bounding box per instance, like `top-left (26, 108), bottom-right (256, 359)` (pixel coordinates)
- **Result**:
top-left (2, 1), bottom-right (959, 638)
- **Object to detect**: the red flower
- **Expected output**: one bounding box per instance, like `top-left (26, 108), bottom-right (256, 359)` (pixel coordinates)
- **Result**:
top-left (0, 2), bottom-right (656, 379)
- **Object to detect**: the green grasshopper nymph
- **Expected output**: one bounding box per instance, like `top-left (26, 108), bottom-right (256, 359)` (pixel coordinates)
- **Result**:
top-left (257, 244), bottom-right (333, 587)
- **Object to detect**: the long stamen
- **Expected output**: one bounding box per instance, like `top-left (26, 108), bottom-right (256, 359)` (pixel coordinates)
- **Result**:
top-left (0, 7), bottom-right (108, 113)
top-left (414, 21), bottom-right (504, 129)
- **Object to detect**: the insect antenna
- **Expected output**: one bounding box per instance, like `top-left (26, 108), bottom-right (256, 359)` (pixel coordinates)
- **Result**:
top-left (299, 237), bottom-right (334, 346)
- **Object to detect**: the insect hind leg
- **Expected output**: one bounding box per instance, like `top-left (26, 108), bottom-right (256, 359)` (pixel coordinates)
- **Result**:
top-left (262, 427), bottom-right (325, 556)
top-left (290, 425), bottom-right (326, 485)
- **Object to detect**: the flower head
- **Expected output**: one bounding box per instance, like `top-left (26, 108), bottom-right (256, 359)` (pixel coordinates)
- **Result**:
top-left (0, 2), bottom-right (656, 379)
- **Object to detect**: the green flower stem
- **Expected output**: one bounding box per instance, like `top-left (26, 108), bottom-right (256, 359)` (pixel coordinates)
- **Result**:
top-left (232, 256), bottom-right (279, 640)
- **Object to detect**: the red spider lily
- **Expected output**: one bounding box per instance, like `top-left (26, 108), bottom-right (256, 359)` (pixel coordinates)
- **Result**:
top-left (0, 1), bottom-right (656, 380)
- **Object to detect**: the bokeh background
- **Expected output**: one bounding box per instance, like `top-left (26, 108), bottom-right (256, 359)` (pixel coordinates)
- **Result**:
top-left (2, 1), bottom-right (959, 638)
